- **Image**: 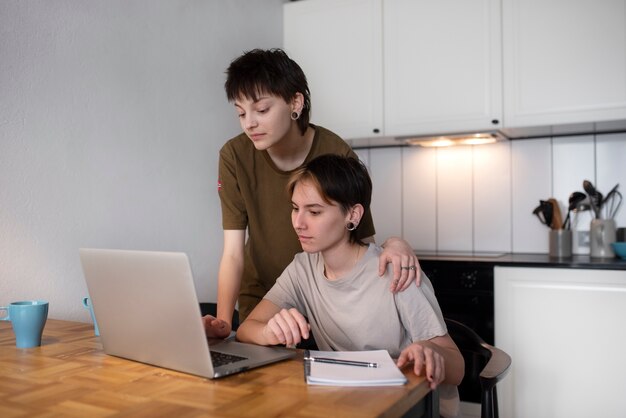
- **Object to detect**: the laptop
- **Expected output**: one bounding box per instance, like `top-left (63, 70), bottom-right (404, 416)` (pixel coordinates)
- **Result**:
top-left (79, 248), bottom-right (295, 378)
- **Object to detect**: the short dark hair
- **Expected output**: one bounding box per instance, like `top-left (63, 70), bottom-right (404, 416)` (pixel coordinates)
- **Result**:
top-left (288, 154), bottom-right (372, 244)
top-left (225, 48), bottom-right (311, 135)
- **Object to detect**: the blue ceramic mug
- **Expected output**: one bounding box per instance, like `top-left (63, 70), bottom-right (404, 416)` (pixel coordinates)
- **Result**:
top-left (0, 300), bottom-right (49, 348)
top-left (82, 296), bottom-right (99, 336)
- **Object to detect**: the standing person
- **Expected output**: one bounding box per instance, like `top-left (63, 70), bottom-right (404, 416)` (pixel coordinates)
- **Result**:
top-left (203, 48), bottom-right (420, 338)
top-left (236, 154), bottom-right (463, 417)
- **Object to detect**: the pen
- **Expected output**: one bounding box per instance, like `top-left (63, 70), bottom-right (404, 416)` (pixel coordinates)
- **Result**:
top-left (304, 356), bottom-right (378, 368)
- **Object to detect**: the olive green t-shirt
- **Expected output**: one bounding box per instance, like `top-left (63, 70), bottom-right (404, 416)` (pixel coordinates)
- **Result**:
top-left (218, 125), bottom-right (376, 320)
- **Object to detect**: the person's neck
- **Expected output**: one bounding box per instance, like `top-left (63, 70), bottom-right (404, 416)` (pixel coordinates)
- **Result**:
top-left (323, 242), bottom-right (365, 281)
top-left (266, 125), bottom-right (314, 171)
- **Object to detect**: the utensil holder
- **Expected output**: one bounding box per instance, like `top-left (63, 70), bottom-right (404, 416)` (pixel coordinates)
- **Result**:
top-left (590, 219), bottom-right (616, 258)
top-left (549, 229), bottom-right (572, 258)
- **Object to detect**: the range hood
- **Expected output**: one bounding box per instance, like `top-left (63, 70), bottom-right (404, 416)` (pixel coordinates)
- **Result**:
top-left (347, 119), bottom-right (626, 149)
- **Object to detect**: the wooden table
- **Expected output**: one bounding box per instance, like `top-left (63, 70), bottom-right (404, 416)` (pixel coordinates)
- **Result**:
top-left (0, 319), bottom-right (435, 417)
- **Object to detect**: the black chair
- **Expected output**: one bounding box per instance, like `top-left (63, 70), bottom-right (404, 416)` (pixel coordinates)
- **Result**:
top-left (199, 303), bottom-right (239, 331)
top-left (445, 318), bottom-right (511, 418)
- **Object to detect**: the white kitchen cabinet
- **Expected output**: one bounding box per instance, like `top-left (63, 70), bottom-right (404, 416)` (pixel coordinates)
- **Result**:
top-left (384, 0), bottom-right (502, 137)
top-left (283, 0), bottom-right (502, 141)
top-left (495, 266), bottom-right (626, 418)
top-left (283, 0), bottom-right (383, 140)
top-left (502, 0), bottom-right (626, 129)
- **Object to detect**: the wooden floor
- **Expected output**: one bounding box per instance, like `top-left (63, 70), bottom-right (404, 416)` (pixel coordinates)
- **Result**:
top-left (0, 319), bottom-right (431, 417)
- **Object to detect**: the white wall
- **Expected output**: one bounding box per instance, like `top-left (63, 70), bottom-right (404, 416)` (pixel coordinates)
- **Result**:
top-left (0, 0), bottom-right (284, 321)
top-left (358, 132), bottom-right (626, 254)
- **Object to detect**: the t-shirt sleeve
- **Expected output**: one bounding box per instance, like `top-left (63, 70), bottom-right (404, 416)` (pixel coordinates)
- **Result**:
top-left (263, 260), bottom-right (302, 310)
top-left (218, 143), bottom-right (247, 230)
top-left (394, 271), bottom-right (447, 342)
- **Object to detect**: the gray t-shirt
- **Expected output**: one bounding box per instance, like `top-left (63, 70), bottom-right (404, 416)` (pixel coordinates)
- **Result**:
top-left (265, 243), bottom-right (446, 355)
top-left (264, 243), bottom-right (459, 417)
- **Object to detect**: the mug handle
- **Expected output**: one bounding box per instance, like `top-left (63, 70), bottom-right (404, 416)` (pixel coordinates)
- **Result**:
top-left (82, 297), bottom-right (90, 308)
top-left (0, 306), bottom-right (9, 321)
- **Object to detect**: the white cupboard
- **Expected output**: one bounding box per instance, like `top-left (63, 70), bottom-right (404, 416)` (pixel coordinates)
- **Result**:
top-left (283, 0), bottom-right (383, 140)
top-left (283, 0), bottom-right (503, 141)
top-left (384, 0), bottom-right (502, 138)
top-left (502, 0), bottom-right (626, 129)
top-left (495, 266), bottom-right (626, 418)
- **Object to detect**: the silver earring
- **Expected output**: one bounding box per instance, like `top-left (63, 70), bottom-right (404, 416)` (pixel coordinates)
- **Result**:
top-left (346, 222), bottom-right (357, 231)
top-left (291, 111), bottom-right (300, 121)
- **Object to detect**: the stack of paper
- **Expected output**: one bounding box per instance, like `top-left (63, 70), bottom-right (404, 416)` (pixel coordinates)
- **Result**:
top-left (304, 349), bottom-right (407, 386)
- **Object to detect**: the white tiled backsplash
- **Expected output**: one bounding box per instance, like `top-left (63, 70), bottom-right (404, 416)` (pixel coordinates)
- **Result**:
top-left (355, 132), bottom-right (626, 254)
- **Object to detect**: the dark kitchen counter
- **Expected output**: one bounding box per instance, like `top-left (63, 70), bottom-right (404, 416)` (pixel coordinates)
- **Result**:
top-left (414, 251), bottom-right (626, 270)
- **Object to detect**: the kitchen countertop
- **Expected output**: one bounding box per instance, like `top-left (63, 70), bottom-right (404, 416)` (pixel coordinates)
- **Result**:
top-left (414, 252), bottom-right (626, 270)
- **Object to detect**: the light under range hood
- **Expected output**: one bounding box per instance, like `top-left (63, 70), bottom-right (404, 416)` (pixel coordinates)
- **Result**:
top-left (347, 130), bottom-right (508, 149)
top-left (400, 130), bottom-right (507, 147)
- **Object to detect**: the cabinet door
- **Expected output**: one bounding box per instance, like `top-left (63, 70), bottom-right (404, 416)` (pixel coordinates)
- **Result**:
top-left (503, 0), bottom-right (626, 128)
top-left (495, 266), bottom-right (626, 418)
top-left (283, 0), bottom-right (383, 139)
top-left (384, 0), bottom-right (503, 137)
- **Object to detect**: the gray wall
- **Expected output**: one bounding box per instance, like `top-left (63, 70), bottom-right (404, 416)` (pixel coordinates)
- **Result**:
top-left (0, 0), bottom-right (284, 321)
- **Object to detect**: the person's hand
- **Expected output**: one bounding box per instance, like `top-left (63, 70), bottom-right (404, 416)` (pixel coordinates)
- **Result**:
top-left (262, 308), bottom-right (310, 347)
top-left (396, 341), bottom-right (446, 390)
top-left (202, 315), bottom-right (231, 339)
top-left (379, 237), bottom-right (421, 292)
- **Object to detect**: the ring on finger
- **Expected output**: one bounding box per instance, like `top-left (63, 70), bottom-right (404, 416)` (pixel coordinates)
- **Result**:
top-left (408, 265), bottom-right (416, 270)
top-left (401, 266), bottom-right (410, 270)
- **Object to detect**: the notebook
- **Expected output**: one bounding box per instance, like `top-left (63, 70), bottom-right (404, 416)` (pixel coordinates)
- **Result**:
top-left (303, 349), bottom-right (407, 386)
top-left (79, 248), bottom-right (295, 378)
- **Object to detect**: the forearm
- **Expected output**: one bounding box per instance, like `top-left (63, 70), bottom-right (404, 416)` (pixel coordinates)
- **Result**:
top-left (216, 255), bottom-right (243, 326)
top-left (236, 319), bottom-right (272, 345)
top-left (439, 345), bottom-right (465, 386)
top-left (428, 335), bottom-right (465, 386)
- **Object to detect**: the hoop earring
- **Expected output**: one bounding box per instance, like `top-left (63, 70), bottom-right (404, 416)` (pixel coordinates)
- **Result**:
top-left (291, 111), bottom-right (300, 121)
top-left (346, 222), bottom-right (357, 231)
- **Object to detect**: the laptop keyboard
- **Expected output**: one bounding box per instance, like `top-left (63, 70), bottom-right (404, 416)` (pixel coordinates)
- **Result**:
top-left (211, 350), bottom-right (247, 367)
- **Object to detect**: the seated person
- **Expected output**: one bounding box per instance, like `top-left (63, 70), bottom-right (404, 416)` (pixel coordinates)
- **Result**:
top-left (236, 154), bottom-right (464, 417)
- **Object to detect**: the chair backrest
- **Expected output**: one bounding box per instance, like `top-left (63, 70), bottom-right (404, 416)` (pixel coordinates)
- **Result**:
top-left (445, 318), bottom-right (511, 418)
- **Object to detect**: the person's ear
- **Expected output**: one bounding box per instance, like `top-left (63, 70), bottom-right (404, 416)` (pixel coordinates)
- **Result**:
top-left (291, 92), bottom-right (305, 115)
top-left (348, 204), bottom-right (365, 227)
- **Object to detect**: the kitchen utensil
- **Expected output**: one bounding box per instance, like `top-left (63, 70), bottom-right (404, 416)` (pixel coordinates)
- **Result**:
top-left (602, 183), bottom-right (619, 205)
top-left (575, 198), bottom-right (591, 213)
top-left (548, 198), bottom-right (563, 230)
top-left (583, 180), bottom-right (603, 219)
top-left (608, 191), bottom-right (622, 219)
top-left (561, 191), bottom-right (586, 229)
top-left (602, 185), bottom-right (622, 219)
top-left (532, 200), bottom-right (553, 228)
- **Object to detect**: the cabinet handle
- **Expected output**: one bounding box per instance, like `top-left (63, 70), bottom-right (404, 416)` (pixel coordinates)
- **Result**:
top-left (373, 128), bottom-right (380, 134)
top-left (491, 119), bottom-right (499, 125)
